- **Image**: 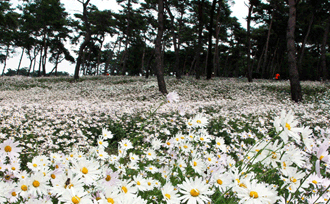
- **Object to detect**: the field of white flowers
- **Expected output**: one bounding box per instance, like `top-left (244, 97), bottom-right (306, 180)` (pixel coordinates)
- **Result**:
top-left (0, 75), bottom-right (329, 204)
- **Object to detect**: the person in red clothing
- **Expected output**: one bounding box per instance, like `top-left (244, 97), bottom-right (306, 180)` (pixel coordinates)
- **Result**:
top-left (275, 73), bottom-right (280, 80)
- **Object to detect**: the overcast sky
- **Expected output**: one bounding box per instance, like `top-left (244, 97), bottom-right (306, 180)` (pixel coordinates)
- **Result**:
top-left (5, 0), bottom-right (250, 75)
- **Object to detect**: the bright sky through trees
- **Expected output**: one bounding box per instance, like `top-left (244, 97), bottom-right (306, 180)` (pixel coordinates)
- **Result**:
top-left (6, 0), bottom-right (249, 75)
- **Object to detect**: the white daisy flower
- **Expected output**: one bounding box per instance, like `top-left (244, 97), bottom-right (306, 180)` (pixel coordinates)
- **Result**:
top-left (178, 177), bottom-right (213, 204)
top-left (161, 182), bottom-right (181, 204)
top-left (0, 139), bottom-right (22, 158)
top-left (72, 157), bottom-right (100, 185)
top-left (119, 139), bottom-right (133, 150)
top-left (166, 91), bottom-right (180, 103)
top-left (58, 187), bottom-right (93, 204)
top-left (234, 179), bottom-right (279, 204)
top-left (102, 128), bottom-right (114, 139)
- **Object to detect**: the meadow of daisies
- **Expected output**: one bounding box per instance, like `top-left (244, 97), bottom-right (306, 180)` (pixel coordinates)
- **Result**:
top-left (0, 75), bottom-right (330, 204)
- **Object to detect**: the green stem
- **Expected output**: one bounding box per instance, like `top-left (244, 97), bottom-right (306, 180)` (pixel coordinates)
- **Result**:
top-left (287, 163), bottom-right (315, 203)
top-left (214, 187), bottom-right (234, 203)
top-left (241, 130), bottom-right (281, 172)
top-left (139, 101), bottom-right (165, 132)
top-left (313, 184), bottom-right (330, 204)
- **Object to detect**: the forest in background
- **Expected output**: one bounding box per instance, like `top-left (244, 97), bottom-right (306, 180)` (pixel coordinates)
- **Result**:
top-left (0, 0), bottom-right (329, 101)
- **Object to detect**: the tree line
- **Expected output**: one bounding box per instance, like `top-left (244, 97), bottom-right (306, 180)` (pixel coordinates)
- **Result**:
top-left (0, 0), bottom-right (329, 102)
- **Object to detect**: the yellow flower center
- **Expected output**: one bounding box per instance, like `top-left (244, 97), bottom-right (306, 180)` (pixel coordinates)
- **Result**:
top-left (217, 142), bottom-right (220, 145)
top-left (33, 163), bottom-right (37, 167)
top-left (290, 177), bottom-right (297, 183)
top-left (107, 198), bottom-right (114, 203)
top-left (320, 155), bottom-right (324, 160)
top-left (166, 142), bottom-right (170, 145)
top-left (200, 137), bottom-right (204, 141)
top-left (99, 141), bottom-right (103, 145)
top-left (217, 179), bottom-right (223, 185)
top-left (33, 180), bottom-right (40, 187)
top-left (137, 181), bottom-right (141, 185)
top-left (148, 182), bottom-right (151, 186)
top-left (283, 162), bottom-right (287, 167)
top-left (165, 193), bottom-right (171, 199)
top-left (81, 167), bottom-right (88, 174)
top-left (196, 120), bottom-right (201, 124)
top-left (193, 161), bottom-right (197, 166)
top-left (21, 185), bottom-right (28, 191)
top-left (239, 183), bottom-right (247, 188)
top-left (12, 191), bottom-right (17, 196)
top-left (249, 191), bottom-right (258, 198)
top-left (184, 145), bottom-right (188, 149)
top-left (208, 158), bottom-right (211, 161)
top-left (312, 180), bottom-right (318, 184)
top-left (4, 146), bottom-right (12, 152)
top-left (51, 174), bottom-right (56, 179)
top-left (188, 122), bottom-right (192, 126)
top-left (11, 167), bottom-right (15, 170)
top-left (124, 144), bottom-right (128, 147)
top-left (148, 153), bottom-right (152, 156)
top-left (105, 175), bottom-right (111, 181)
top-left (55, 165), bottom-right (59, 169)
top-left (285, 123), bottom-right (291, 130)
top-left (122, 186), bottom-right (128, 193)
top-left (190, 189), bottom-right (200, 197)
top-left (72, 196), bottom-right (80, 204)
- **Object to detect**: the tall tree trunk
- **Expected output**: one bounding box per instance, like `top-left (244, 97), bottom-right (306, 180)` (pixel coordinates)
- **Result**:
top-left (213, 0), bottom-right (222, 77)
top-left (31, 48), bottom-right (38, 76)
top-left (96, 37), bottom-right (104, 75)
top-left (155, 0), bottom-right (167, 94)
top-left (27, 49), bottom-right (34, 77)
top-left (42, 33), bottom-right (48, 76)
top-left (224, 53), bottom-right (229, 77)
top-left (257, 45), bottom-right (265, 74)
top-left (246, 3), bottom-right (253, 82)
top-left (320, 15), bottom-right (330, 81)
top-left (16, 48), bottom-right (25, 75)
top-left (55, 53), bottom-right (60, 76)
top-left (32, 49), bottom-right (37, 76)
top-left (74, 0), bottom-right (91, 80)
top-left (122, 0), bottom-right (131, 76)
top-left (38, 46), bottom-right (43, 77)
top-left (206, 0), bottom-right (217, 79)
top-left (287, 0), bottom-right (302, 102)
top-left (161, 41), bottom-right (165, 73)
top-left (164, 0), bottom-right (181, 79)
top-left (195, 0), bottom-right (205, 80)
top-left (298, 13), bottom-right (314, 75)
top-left (1, 45), bottom-right (9, 76)
top-left (183, 52), bottom-right (188, 75)
top-left (141, 44), bottom-right (145, 75)
top-left (145, 51), bottom-right (154, 79)
top-left (262, 10), bottom-right (274, 78)
top-left (104, 40), bottom-right (117, 75)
